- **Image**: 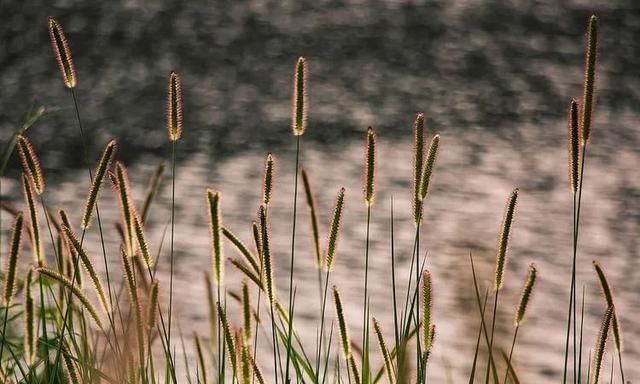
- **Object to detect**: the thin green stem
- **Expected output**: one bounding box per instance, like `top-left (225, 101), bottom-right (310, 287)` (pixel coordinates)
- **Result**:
top-left (484, 288), bottom-right (500, 384)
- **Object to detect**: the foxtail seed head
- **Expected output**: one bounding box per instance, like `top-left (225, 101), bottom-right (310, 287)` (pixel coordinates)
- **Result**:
top-left (258, 205), bottom-right (274, 303)
top-left (593, 261), bottom-right (623, 351)
top-left (167, 71), bottom-right (183, 141)
top-left (591, 305), bottom-right (613, 384)
top-left (114, 162), bottom-right (135, 256)
top-left (301, 169), bottom-right (321, 267)
top-left (581, 15), bottom-right (598, 145)
top-left (82, 140), bottom-right (116, 229)
top-left (364, 127), bottom-right (377, 207)
top-left (515, 263), bottom-right (537, 326)
top-left (62, 225), bottom-right (111, 314)
top-left (24, 268), bottom-right (35, 365)
top-left (121, 249), bottom-right (145, 363)
top-left (419, 134), bottom-right (440, 201)
top-left (16, 135), bottom-right (45, 195)
top-left (325, 187), bottom-right (345, 271)
top-left (421, 270), bottom-right (432, 350)
top-left (333, 286), bottom-right (351, 359)
top-left (495, 188), bottom-right (518, 290)
top-left (22, 174), bottom-right (43, 267)
top-left (3, 213), bottom-right (23, 306)
top-left (207, 189), bottom-right (223, 286)
top-left (372, 318), bottom-right (395, 384)
top-left (37, 267), bottom-right (104, 329)
top-left (568, 99), bottom-right (580, 194)
top-left (262, 153), bottom-right (274, 206)
top-left (217, 302), bottom-right (237, 372)
top-left (412, 113), bottom-right (426, 225)
top-left (48, 17), bottom-right (76, 88)
top-left (147, 280), bottom-right (159, 331)
top-left (292, 57), bottom-right (308, 136)
top-left (241, 280), bottom-right (252, 342)
top-left (133, 212), bottom-right (152, 268)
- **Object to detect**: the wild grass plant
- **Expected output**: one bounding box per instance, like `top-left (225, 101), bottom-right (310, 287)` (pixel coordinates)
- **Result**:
top-left (0, 12), bottom-right (629, 384)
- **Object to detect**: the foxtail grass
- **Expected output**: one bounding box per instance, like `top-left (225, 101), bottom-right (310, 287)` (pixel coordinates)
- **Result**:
top-left (0, 212), bottom-right (23, 365)
top-left (590, 306), bottom-right (612, 384)
top-left (36, 267), bottom-right (104, 329)
top-left (581, 15), bottom-right (598, 145)
top-left (263, 153), bottom-right (274, 206)
top-left (592, 261), bottom-right (624, 382)
top-left (486, 188), bottom-right (518, 384)
top-left (325, 188), bottom-right (346, 271)
top-left (503, 263), bottom-right (537, 384)
top-left (23, 268), bottom-right (35, 366)
top-left (411, 113), bottom-right (425, 226)
top-left (419, 135), bottom-right (439, 201)
top-left (301, 169), bottom-right (321, 268)
top-left (81, 139), bottom-right (116, 229)
top-left (284, 56), bottom-right (308, 384)
top-left (22, 175), bottom-right (43, 266)
top-left (16, 135), bottom-right (45, 195)
top-left (48, 17), bottom-right (76, 88)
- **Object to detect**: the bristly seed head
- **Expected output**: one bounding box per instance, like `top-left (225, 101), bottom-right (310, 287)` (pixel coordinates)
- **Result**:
top-left (419, 134), bottom-right (440, 201)
top-left (207, 189), bottom-right (223, 286)
top-left (333, 286), bottom-right (351, 359)
top-left (23, 174), bottom-right (43, 267)
top-left (301, 169), bottom-right (321, 268)
top-left (48, 17), bottom-right (76, 88)
top-left (167, 71), bottom-right (183, 141)
top-left (325, 187), bottom-right (346, 271)
top-left (568, 99), bottom-right (580, 194)
top-left (412, 113), bottom-right (426, 225)
top-left (262, 153), bottom-right (274, 206)
top-left (581, 15), bottom-right (598, 145)
top-left (292, 57), bottom-right (308, 136)
top-left (4, 213), bottom-right (24, 306)
top-left (515, 263), bottom-right (537, 326)
top-left (82, 140), bottom-right (117, 229)
top-left (422, 270), bottom-right (433, 351)
top-left (259, 205), bottom-right (275, 304)
top-left (591, 305), bottom-right (613, 384)
top-left (364, 127), bottom-right (377, 207)
top-left (16, 135), bottom-right (45, 195)
top-left (495, 188), bottom-right (519, 290)
top-left (593, 261), bottom-right (623, 352)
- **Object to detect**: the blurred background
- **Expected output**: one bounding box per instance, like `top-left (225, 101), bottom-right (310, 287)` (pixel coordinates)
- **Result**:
top-left (1, 0), bottom-right (640, 382)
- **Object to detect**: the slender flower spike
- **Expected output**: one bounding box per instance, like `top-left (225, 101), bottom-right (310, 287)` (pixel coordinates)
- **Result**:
top-left (591, 306), bottom-right (613, 384)
top-left (23, 175), bottom-right (43, 266)
top-left (364, 127), bottom-right (376, 207)
top-left (419, 134), bottom-right (440, 201)
top-left (16, 135), bottom-right (45, 195)
top-left (568, 99), bottom-right (580, 194)
top-left (82, 140), bottom-right (117, 229)
top-left (495, 188), bottom-right (519, 290)
top-left (301, 169), bottom-right (322, 267)
top-left (48, 17), bottom-right (77, 88)
top-left (207, 189), bottom-right (223, 286)
top-left (372, 318), bottom-right (395, 384)
top-left (114, 162), bottom-right (135, 256)
top-left (421, 270), bottom-right (432, 351)
top-left (259, 205), bottom-right (275, 304)
top-left (325, 187), bottom-right (346, 270)
top-left (333, 286), bottom-right (351, 359)
top-left (4, 213), bottom-right (24, 306)
top-left (167, 71), bottom-right (183, 141)
top-left (262, 153), bottom-right (274, 206)
top-left (24, 268), bottom-right (35, 365)
top-left (515, 263), bottom-right (537, 326)
top-left (581, 15), bottom-right (598, 145)
top-left (412, 113), bottom-right (426, 225)
top-left (593, 261), bottom-right (623, 352)
top-left (292, 57), bottom-right (308, 136)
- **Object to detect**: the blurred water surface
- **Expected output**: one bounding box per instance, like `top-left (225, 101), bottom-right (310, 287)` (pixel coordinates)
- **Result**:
top-left (2, 0), bottom-right (640, 382)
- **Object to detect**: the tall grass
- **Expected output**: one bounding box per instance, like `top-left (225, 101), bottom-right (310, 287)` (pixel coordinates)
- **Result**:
top-left (0, 12), bottom-right (631, 384)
